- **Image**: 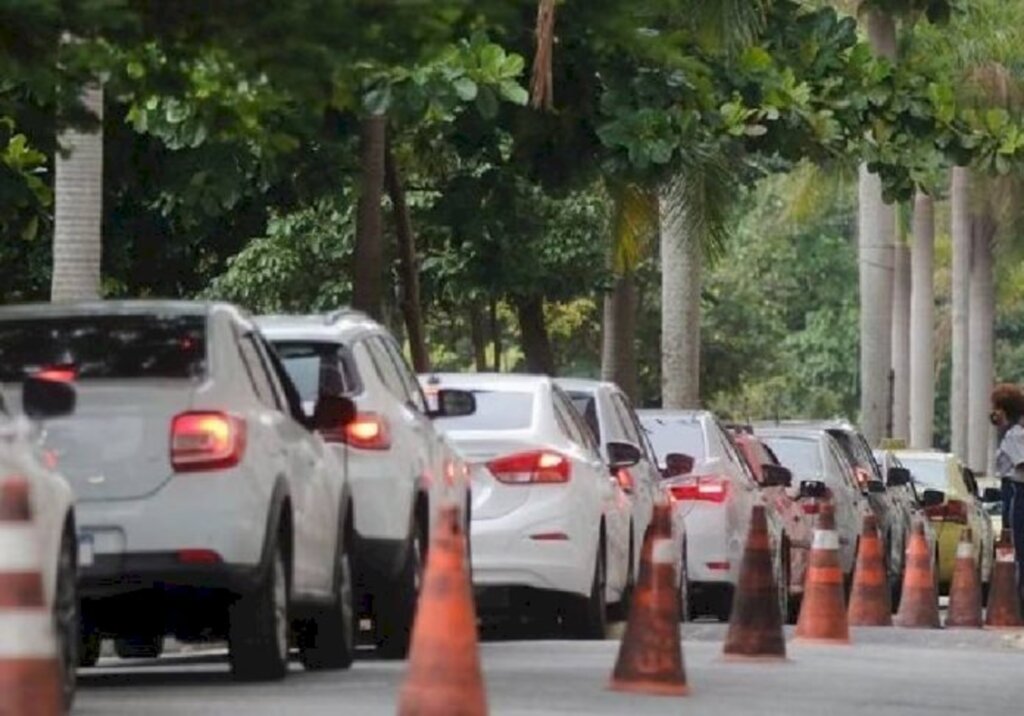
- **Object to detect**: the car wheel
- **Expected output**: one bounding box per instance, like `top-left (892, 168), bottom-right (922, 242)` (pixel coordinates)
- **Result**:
top-left (299, 524), bottom-right (356, 671)
top-left (374, 516), bottom-right (425, 659)
top-left (611, 531), bottom-right (635, 621)
top-left (564, 540), bottom-right (608, 640)
top-left (229, 538), bottom-right (290, 681)
top-left (78, 626), bottom-right (101, 668)
top-left (114, 634), bottom-right (164, 660)
top-left (54, 528), bottom-right (79, 709)
top-left (712, 586), bottom-right (733, 623)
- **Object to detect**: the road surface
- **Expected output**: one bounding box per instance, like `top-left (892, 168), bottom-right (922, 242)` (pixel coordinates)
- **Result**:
top-left (76, 624), bottom-right (1024, 715)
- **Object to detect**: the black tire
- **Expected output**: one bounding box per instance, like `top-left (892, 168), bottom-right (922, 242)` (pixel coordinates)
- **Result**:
top-left (78, 629), bottom-right (101, 668)
top-left (54, 528), bottom-right (79, 709)
top-left (712, 586), bottom-right (733, 623)
top-left (678, 545), bottom-right (690, 623)
top-left (299, 523), bottom-right (356, 671)
top-left (229, 539), bottom-right (290, 681)
top-left (611, 532), bottom-right (635, 621)
top-left (374, 516), bottom-right (425, 659)
top-left (114, 634), bottom-right (163, 660)
top-left (565, 540), bottom-right (608, 640)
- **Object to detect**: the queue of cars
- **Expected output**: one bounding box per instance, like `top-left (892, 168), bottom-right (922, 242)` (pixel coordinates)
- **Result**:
top-left (0, 298), bottom-right (1003, 711)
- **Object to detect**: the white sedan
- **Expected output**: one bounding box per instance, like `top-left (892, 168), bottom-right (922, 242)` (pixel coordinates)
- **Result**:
top-left (0, 376), bottom-right (79, 708)
top-left (423, 373), bottom-right (632, 638)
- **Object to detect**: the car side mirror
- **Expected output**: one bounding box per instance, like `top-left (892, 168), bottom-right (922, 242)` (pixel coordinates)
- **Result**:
top-left (760, 464), bottom-right (792, 488)
top-left (920, 489), bottom-right (945, 508)
top-left (22, 376), bottom-right (76, 420)
top-left (662, 453), bottom-right (694, 479)
top-left (799, 479), bottom-right (828, 499)
top-left (981, 487), bottom-right (1003, 503)
top-left (886, 466), bottom-right (911, 487)
top-left (607, 441), bottom-right (642, 472)
top-left (312, 394), bottom-right (356, 436)
top-left (428, 389), bottom-right (476, 419)
top-left (866, 481), bottom-right (886, 494)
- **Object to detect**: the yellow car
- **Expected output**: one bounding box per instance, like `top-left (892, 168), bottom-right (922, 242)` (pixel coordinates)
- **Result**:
top-left (893, 450), bottom-right (995, 594)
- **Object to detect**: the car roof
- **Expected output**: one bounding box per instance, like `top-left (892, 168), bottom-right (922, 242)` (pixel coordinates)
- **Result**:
top-left (256, 310), bottom-right (382, 342)
top-left (637, 409), bottom-right (711, 423)
top-left (554, 377), bottom-right (617, 395)
top-left (755, 426), bottom-right (828, 441)
top-left (0, 299), bottom-right (225, 319)
top-left (421, 372), bottom-right (552, 392)
top-left (752, 419), bottom-right (856, 432)
top-left (891, 449), bottom-right (952, 462)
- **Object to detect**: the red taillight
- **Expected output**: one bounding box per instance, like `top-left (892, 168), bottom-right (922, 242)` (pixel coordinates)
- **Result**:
top-left (615, 468), bottom-right (635, 493)
top-left (669, 475), bottom-right (729, 503)
top-left (487, 451), bottom-right (571, 484)
top-left (925, 498), bottom-right (968, 524)
top-left (801, 501), bottom-right (821, 515)
top-left (35, 365), bottom-right (76, 383)
top-left (176, 549), bottom-right (222, 565)
top-left (342, 412), bottom-right (391, 450)
top-left (171, 412), bottom-right (246, 472)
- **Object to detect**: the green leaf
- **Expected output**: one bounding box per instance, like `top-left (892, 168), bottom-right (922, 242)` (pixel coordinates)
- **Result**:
top-left (453, 77), bottom-right (478, 102)
top-left (475, 86), bottom-right (498, 119)
top-left (498, 80), bottom-right (528, 106)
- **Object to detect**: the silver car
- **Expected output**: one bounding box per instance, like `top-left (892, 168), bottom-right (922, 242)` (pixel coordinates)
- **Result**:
top-left (640, 410), bottom-right (786, 621)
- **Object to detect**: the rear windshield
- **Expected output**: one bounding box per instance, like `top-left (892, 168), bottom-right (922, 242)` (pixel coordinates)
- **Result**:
top-left (0, 315), bottom-right (206, 381)
top-left (641, 418), bottom-right (706, 462)
top-left (762, 437), bottom-right (822, 478)
top-left (897, 458), bottom-right (948, 491)
top-left (273, 341), bottom-right (355, 405)
top-left (434, 390), bottom-right (533, 431)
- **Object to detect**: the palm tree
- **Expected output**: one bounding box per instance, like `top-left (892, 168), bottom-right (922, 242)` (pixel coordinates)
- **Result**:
top-left (51, 82), bottom-right (103, 302)
top-left (949, 166), bottom-right (970, 459)
top-left (352, 114), bottom-right (386, 320)
top-left (891, 225), bottom-right (911, 441)
top-left (908, 190), bottom-right (935, 448)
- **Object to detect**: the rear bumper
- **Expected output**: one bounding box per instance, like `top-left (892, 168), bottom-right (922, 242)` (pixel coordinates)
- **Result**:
top-left (79, 553), bottom-right (263, 599)
top-left (681, 506), bottom-right (736, 584)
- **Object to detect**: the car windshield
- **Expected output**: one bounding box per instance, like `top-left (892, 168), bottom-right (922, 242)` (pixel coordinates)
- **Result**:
top-left (0, 315), bottom-right (206, 381)
top-left (898, 458), bottom-right (949, 491)
top-left (641, 418), bottom-right (706, 462)
top-left (434, 390), bottom-right (534, 431)
top-left (762, 437), bottom-right (822, 478)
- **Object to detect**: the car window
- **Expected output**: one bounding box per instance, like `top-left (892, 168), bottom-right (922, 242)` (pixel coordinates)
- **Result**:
top-left (379, 337), bottom-right (427, 413)
top-left (610, 394), bottom-right (642, 445)
top-left (553, 390), bottom-right (591, 450)
top-left (763, 436), bottom-right (822, 479)
top-left (568, 392), bottom-right (602, 443)
top-left (826, 441), bottom-right (860, 492)
top-left (898, 458), bottom-right (951, 492)
top-left (433, 390), bottom-right (534, 431)
top-left (273, 341), bottom-right (351, 408)
top-left (257, 336), bottom-right (308, 425)
top-left (364, 337), bottom-right (408, 402)
top-left (718, 423), bottom-right (757, 485)
top-left (0, 314), bottom-right (206, 381)
top-left (237, 330), bottom-right (281, 409)
top-left (641, 417), bottom-right (707, 463)
top-left (613, 393), bottom-right (658, 462)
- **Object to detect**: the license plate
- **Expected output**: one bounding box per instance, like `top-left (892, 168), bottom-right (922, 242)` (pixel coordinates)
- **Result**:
top-left (78, 534), bottom-right (95, 567)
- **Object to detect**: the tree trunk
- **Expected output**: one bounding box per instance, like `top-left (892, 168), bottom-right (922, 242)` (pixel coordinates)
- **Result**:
top-left (52, 83), bottom-right (104, 302)
top-left (950, 167), bottom-right (971, 460)
top-left (891, 237), bottom-right (911, 442)
top-left (384, 141), bottom-right (429, 372)
top-left (856, 9), bottom-right (898, 445)
top-left (515, 295), bottom-right (556, 375)
top-left (468, 301), bottom-right (488, 372)
top-left (967, 214), bottom-right (996, 474)
top-left (490, 296), bottom-right (502, 372)
top-left (909, 191), bottom-right (935, 449)
top-left (352, 115), bottom-right (386, 320)
top-left (660, 184), bottom-right (702, 409)
top-left (601, 272), bottom-right (638, 401)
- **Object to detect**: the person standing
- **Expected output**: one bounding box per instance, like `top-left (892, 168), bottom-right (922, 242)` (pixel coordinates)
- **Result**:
top-left (991, 384), bottom-right (1024, 599)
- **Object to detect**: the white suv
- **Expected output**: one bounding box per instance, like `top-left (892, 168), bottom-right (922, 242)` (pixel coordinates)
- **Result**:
top-left (257, 311), bottom-right (475, 658)
top-left (0, 377), bottom-right (79, 707)
top-left (0, 301), bottom-right (357, 681)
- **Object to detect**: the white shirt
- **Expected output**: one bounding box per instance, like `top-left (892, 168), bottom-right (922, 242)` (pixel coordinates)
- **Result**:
top-left (995, 424), bottom-right (1024, 482)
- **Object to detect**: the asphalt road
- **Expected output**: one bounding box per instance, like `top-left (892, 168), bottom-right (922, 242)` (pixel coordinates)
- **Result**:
top-left (76, 624), bottom-right (1024, 715)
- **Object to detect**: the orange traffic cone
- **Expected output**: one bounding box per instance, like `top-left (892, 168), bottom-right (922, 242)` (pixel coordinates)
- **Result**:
top-left (794, 503), bottom-right (850, 644)
top-left (946, 528), bottom-right (983, 628)
top-left (609, 501), bottom-right (688, 696)
top-left (985, 530), bottom-right (1023, 629)
top-left (723, 505), bottom-right (786, 660)
top-left (893, 521), bottom-right (940, 629)
top-left (0, 476), bottom-right (62, 716)
top-left (397, 505), bottom-right (487, 716)
top-left (847, 514), bottom-right (892, 627)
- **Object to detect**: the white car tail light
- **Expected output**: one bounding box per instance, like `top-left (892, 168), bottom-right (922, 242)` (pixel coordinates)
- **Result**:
top-left (487, 451), bottom-right (571, 484)
top-left (342, 412), bottom-right (392, 450)
top-left (669, 475), bottom-right (730, 503)
top-left (171, 412), bottom-right (247, 472)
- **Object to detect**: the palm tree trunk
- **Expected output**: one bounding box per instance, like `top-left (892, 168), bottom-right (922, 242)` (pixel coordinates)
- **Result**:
top-left (515, 295), bottom-right (556, 375)
top-left (490, 296), bottom-right (502, 372)
top-left (384, 141), bottom-right (429, 372)
top-left (352, 115), bottom-right (386, 320)
top-left (950, 167), bottom-right (971, 460)
top-left (52, 83), bottom-right (104, 302)
top-left (909, 191), bottom-right (935, 449)
top-left (468, 301), bottom-right (488, 372)
top-left (601, 272), bottom-right (638, 401)
top-left (891, 235), bottom-right (911, 442)
top-left (660, 184), bottom-right (702, 409)
top-left (857, 8), bottom-right (898, 445)
top-left (967, 214), bottom-right (995, 474)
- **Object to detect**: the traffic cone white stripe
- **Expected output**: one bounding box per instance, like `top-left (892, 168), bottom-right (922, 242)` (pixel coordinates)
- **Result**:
top-left (652, 538), bottom-right (674, 565)
top-left (997, 548), bottom-right (1015, 564)
top-left (956, 541), bottom-right (974, 559)
top-left (812, 530), bottom-right (839, 550)
top-left (0, 613), bottom-right (56, 658)
top-left (0, 526), bottom-right (42, 572)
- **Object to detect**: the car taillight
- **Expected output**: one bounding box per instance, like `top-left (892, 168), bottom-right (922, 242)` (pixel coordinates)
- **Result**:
top-left (34, 365), bottom-right (76, 383)
top-left (924, 498), bottom-right (968, 524)
top-left (171, 412), bottom-right (246, 472)
top-left (669, 475), bottom-right (729, 503)
top-left (343, 412), bottom-right (391, 450)
top-left (801, 500), bottom-right (821, 515)
top-left (487, 451), bottom-right (571, 484)
top-left (615, 468), bottom-right (635, 493)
